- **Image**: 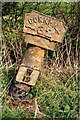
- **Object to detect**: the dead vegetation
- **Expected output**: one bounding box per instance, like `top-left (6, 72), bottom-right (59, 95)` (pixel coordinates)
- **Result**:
top-left (1, 2), bottom-right (79, 119)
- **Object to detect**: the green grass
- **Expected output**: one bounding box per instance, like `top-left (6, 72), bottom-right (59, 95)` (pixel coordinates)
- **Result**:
top-left (1, 2), bottom-right (79, 119)
top-left (1, 107), bottom-right (29, 120)
top-left (1, 66), bottom-right (79, 119)
top-left (30, 73), bottom-right (78, 119)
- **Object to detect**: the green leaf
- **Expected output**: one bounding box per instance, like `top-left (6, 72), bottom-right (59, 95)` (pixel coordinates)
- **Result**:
top-left (52, 51), bottom-right (57, 58)
top-left (64, 104), bottom-right (70, 112)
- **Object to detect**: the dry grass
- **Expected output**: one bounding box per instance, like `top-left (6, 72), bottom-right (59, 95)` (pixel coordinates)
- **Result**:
top-left (1, 2), bottom-right (79, 119)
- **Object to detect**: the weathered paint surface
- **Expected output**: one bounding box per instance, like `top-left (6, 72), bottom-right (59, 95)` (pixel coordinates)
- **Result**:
top-left (16, 46), bottom-right (45, 86)
top-left (25, 34), bottom-right (56, 51)
top-left (23, 11), bottom-right (66, 51)
top-left (11, 11), bottom-right (67, 100)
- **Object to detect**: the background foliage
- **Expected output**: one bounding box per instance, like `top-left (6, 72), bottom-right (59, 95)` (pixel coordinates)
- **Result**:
top-left (1, 2), bottom-right (79, 119)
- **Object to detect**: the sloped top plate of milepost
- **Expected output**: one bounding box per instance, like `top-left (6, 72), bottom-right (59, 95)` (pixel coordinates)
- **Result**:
top-left (23, 11), bottom-right (66, 43)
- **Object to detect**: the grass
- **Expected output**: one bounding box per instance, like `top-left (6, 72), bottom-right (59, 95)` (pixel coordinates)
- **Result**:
top-left (0, 66), bottom-right (79, 119)
top-left (1, 2), bottom-right (79, 120)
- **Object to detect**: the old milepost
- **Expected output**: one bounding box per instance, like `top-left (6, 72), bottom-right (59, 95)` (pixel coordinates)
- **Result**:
top-left (10, 11), bottom-right (66, 100)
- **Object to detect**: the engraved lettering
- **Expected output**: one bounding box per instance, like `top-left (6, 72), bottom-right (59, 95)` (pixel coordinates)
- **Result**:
top-left (53, 27), bottom-right (60, 35)
top-left (24, 11), bottom-right (66, 43)
top-left (51, 23), bottom-right (60, 35)
top-left (28, 18), bottom-right (32, 24)
top-left (37, 26), bottom-right (43, 35)
top-left (48, 19), bottom-right (53, 25)
top-left (43, 17), bottom-right (49, 24)
top-left (45, 28), bottom-right (52, 38)
top-left (38, 16), bottom-right (43, 23)
top-left (33, 16), bottom-right (38, 23)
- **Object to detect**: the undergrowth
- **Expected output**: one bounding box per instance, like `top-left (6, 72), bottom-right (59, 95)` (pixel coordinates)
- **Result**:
top-left (1, 2), bottom-right (79, 120)
top-left (0, 66), bottom-right (79, 119)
